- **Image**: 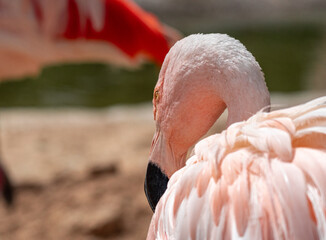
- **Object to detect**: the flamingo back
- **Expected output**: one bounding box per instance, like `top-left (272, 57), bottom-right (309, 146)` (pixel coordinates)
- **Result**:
top-left (148, 96), bottom-right (326, 240)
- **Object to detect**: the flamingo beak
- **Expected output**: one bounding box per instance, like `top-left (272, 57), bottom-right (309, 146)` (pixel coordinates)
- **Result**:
top-left (144, 162), bottom-right (169, 212)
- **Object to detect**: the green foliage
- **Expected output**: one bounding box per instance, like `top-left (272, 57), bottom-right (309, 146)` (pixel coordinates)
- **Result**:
top-left (0, 63), bottom-right (159, 108)
top-left (0, 23), bottom-right (323, 108)
top-left (226, 24), bottom-right (322, 92)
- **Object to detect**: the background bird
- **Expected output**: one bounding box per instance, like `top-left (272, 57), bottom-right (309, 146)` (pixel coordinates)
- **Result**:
top-left (0, 0), bottom-right (181, 80)
top-left (144, 33), bottom-right (326, 239)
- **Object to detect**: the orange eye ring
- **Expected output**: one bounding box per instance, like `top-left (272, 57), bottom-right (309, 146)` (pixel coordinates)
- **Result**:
top-left (154, 90), bottom-right (160, 101)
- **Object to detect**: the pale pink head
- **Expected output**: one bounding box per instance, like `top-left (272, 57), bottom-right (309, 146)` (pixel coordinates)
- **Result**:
top-left (144, 33), bottom-right (270, 211)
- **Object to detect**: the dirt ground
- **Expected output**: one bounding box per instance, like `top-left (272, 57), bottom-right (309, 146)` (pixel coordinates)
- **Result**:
top-left (0, 104), bottom-right (157, 240)
top-left (0, 91), bottom-right (324, 240)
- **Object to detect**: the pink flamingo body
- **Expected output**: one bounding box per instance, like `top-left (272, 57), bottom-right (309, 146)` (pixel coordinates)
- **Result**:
top-left (144, 34), bottom-right (326, 239)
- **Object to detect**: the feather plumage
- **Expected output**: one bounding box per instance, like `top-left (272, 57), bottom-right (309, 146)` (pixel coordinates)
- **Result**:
top-left (149, 97), bottom-right (326, 240)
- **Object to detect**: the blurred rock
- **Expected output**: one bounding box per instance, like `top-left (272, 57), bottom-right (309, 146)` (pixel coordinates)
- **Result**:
top-left (68, 204), bottom-right (124, 238)
top-left (89, 162), bottom-right (118, 179)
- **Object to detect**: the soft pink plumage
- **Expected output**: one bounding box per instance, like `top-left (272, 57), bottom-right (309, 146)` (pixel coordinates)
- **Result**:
top-left (145, 34), bottom-right (326, 240)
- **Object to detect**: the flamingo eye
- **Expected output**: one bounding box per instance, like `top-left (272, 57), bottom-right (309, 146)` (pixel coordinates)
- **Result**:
top-left (154, 90), bottom-right (160, 101)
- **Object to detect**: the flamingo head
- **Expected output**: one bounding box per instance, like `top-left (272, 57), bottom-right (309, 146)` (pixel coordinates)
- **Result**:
top-left (144, 33), bottom-right (270, 211)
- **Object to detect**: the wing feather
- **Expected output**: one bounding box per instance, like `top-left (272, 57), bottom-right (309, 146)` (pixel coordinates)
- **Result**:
top-left (147, 97), bottom-right (326, 240)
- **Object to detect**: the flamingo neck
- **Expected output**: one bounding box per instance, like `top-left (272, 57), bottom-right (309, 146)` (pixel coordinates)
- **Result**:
top-left (225, 93), bottom-right (270, 127)
top-left (220, 72), bottom-right (271, 127)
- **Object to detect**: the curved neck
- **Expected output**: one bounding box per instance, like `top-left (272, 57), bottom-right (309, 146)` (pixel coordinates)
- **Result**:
top-left (220, 71), bottom-right (271, 127)
top-left (152, 33), bottom-right (271, 176)
top-left (226, 90), bottom-right (270, 127)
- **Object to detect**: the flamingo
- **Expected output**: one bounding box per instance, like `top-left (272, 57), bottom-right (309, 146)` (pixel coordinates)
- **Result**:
top-left (0, 0), bottom-right (181, 80)
top-left (144, 33), bottom-right (326, 239)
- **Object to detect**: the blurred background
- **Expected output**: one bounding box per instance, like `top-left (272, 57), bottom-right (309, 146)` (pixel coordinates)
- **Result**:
top-left (0, 0), bottom-right (325, 239)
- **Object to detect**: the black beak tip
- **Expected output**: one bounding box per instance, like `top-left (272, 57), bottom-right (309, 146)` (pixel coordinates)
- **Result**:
top-left (144, 162), bottom-right (169, 212)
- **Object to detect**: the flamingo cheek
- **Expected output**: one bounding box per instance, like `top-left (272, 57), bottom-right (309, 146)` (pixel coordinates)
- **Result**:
top-left (144, 162), bottom-right (169, 212)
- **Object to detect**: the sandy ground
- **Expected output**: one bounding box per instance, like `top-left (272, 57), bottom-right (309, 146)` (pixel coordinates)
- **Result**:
top-left (0, 105), bottom-right (156, 240)
top-left (0, 91), bottom-right (325, 240)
